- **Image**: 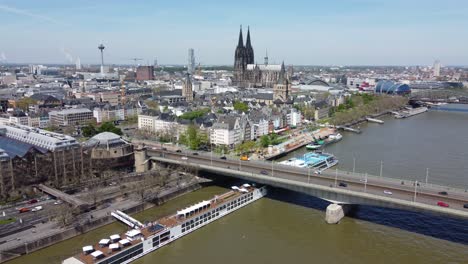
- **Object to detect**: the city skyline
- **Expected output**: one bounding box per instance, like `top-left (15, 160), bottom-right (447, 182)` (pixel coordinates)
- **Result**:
top-left (0, 0), bottom-right (468, 66)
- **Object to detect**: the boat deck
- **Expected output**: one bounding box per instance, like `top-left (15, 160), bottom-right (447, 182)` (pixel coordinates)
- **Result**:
top-left (72, 187), bottom-right (250, 264)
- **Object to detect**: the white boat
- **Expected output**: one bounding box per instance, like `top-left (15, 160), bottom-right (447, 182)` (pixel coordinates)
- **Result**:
top-left (63, 185), bottom-right (267, 264)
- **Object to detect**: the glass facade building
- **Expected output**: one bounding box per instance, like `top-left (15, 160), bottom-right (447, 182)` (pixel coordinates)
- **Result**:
top-left (375, 80), bottom-right (411, 95)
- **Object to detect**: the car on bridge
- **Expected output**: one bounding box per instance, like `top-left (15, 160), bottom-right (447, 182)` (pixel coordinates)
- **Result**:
top-left (19, 207), bottom-right (30, 213)
top-left (260, 170), bottom-right (268, 175)
top-left (181, 156), bottom-right (188, 160)
top-left (438, 191), bottom-right (448, 196)
top-left (437, 201), bottom-right (449, 208)
top-left (383, 190), bottom-right (393, 195)
top-left (220, 156), bottom-right (227, 160)
top-left (176, 150), bottom-right (182, 153)
top-left (464, 204), bottom-right (468, 209)
top-left (338, 182), bottom-right (347, 187)
top-left (192, 153), bottom-right (199, 156)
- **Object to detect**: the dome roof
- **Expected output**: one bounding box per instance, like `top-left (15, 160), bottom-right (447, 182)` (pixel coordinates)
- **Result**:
top-left (86, 132), bottom-right (129, 149)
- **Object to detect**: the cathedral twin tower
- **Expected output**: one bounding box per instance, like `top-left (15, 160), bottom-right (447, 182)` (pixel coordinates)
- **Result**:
top-left (234, 26), bottom-right (255, 72)
top-left (233, 26), bottom-right (287, 89)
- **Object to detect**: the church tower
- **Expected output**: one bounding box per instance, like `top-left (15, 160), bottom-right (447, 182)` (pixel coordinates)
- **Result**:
top-left (182, 73), bottom-right (193, 102)
top-left (234, 26), bottom-right (246, 87)
top-left (273, 61), bottom-right (290, 102)
top-left (245, 26), bottom-right (254, 65)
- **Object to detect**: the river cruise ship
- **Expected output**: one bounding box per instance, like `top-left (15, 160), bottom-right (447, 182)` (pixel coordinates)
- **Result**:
top-left (63, 184), bottom-right (267, 264)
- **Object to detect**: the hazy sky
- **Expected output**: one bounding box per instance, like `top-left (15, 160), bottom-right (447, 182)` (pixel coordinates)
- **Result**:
top-left (0, 0), bottom-right (467, 66)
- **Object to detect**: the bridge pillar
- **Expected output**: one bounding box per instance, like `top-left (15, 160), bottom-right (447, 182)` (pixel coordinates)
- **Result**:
top-left (134, 145), bottom-right (148, 173)
top-left (325, 203), bottom-right (345, 224)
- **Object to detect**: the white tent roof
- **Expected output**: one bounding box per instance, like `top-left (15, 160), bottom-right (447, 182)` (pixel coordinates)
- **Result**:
top-left (231, 186), bottom-right (240, 190)
top-left (91, 250), bottom-right (103, 258)
top-left (239, 188), bottom-right (248, 193)
top-left (125, 229), bottom-right (141, 238)
top-left (119, 239), bottom-right (130, 245)
top-left (110, 234), bottom-right (120, 240)
top-left (177, 200), bottom-right (211, 215)
top-left (99, 239), bottom-right (110, 245)
top-left (82, 245), bottom-right (93, 252)
top-left (109, 243), bottom-right (120, 250)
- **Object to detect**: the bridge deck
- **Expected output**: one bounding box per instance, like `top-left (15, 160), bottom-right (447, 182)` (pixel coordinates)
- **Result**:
top-left (37, 184), bottom-right (89, 207)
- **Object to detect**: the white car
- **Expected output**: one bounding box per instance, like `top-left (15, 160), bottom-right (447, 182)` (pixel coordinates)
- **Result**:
top-left (383, 190), bottom-right (392, 195)
top-left (53, 200), bottom-right (62, 205)
top-left (360, 179), bottom-right (368, 183)
top-left (31, 206), bottom-right (43, 212)
top-left (181, 156), bottom-right (188, 160)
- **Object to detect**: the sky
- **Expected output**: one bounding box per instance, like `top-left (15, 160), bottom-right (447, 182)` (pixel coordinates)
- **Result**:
top-left (0, 0), bottom-right (468, 66)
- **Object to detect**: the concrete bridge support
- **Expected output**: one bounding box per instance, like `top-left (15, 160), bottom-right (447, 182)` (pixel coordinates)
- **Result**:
top-left (325, 204), bottom-right (345, 224)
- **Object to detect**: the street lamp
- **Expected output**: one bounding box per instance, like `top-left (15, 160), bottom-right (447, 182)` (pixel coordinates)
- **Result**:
top-left (271, 161), bottom-right (274, 177)
top-left (380, 161), bottom-right (383, 178)
top-left (425, 168), bottom-right (429, 185)
top-left (353, 156), bottom-right (356, 174)
top-left (364, 172), bottom-right (368, 193)
top-left (414, 180), bottom-right (418, 202)
top-left (334, 168), bottom-right (338, 187)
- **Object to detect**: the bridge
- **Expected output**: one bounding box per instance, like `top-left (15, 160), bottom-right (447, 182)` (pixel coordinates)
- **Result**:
top-left (142, 149), bottom-right (468, 223)
top-left (37, 184), bottom-right (89, 211)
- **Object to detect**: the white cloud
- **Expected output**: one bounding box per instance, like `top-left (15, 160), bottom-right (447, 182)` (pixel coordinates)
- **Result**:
top-left (0, 4), bottom-right (67, 25)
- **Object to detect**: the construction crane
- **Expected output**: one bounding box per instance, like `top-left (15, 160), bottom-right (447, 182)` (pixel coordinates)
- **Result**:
top-left (129, 58), bottom-right (143, 71)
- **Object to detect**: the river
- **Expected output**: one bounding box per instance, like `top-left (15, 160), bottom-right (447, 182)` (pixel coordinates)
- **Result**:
top-left (282, 104), bottom-right (468, 188)
top-left (7, 105), bottom-right (468, 264)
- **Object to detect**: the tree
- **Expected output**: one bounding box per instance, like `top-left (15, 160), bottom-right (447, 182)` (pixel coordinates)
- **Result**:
top-left (82, 124), bottom-right (97, 137)
top-left (16, 97), bottom-right (37, 111)
top-left (179, 109), bottom-right (210, 121)
top-left (233, 101), bottom-right (249, 113)
top-left (145, 100), bottom-right (159, 110)
top-left (260, 135), bottom-right (270, 148)
top-left (98, 122), bottom-right (123, 135)
top-left (235, 141), bottom-right (256, 155)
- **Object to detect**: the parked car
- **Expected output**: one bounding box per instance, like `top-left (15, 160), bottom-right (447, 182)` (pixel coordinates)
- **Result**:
top-left (31, 206), bottom-right (43, 212)
top-left (176, 150), bottom-right (182, 153)
top-left (19, 207), bottom-right (30, 213)
top-left (192, 153), bottom-right (199, 156)
top-left (181, 156), bottom-right (188, 160)
top-left (260, 170), bottom-right (268, 175)
top-left (383, 190), bottom-right (393, 195)
top-left (464, 204), bottom-right (468, 209)
top-left (53, 200), bottom-right (62, 205)
top-left (338, 182), bottom-right (347, 187)
top-left (437, 201), bottom-right (449, 207)
top-left (438, 191), bottom-right (448, 196)
top-left (28, 199), bottom-right (38, 204)
top-left (220, 156), bottom-right (227, 160)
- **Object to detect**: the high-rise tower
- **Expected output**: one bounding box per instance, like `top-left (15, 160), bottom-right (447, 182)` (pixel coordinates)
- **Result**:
top-left (188, 49), bottom-right (195, 74)
top-left (98, 44), bottom-right (105, 74)
top-left (433, 60), bottom-right (441, 77)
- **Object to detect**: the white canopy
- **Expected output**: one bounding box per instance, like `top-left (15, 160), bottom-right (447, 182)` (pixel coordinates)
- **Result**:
top-left (231, 186), bottom-right (240, 190)
top-left (82, 245), bottom-right (93, 253)
top-left (99, 239), bottom-right (110, 245)
top-left (177, 200), bottom-right (211, 215)
top-left (239, 188), bottom-right (248, 193)
top-left (91, 250), bottom-right (103, 258)
top-left (110, 234), bottom-right (120, 241)
top-left (119, 239), bottom-right (131, 245)
top-left (109, 243), bottom-right (120, 250)
top-left (125, 229), bottom-right (141, 238)
top-left (242, 183), bottom-right (251, 188)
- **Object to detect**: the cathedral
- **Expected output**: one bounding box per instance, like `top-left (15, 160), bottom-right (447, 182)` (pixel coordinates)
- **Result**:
top-left (233, 26), bottom-right (288, 88)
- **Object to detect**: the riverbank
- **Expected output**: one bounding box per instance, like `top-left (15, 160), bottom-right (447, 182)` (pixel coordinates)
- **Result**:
top-left (1, 181), bottom-right (203, 263)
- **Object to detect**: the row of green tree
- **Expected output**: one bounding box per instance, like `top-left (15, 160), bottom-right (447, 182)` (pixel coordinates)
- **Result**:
top-left (82, 122), bottom-right (123, 137)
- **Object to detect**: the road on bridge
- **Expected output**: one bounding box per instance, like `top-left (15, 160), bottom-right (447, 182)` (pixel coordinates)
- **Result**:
top-left (148, 149), bottom-right (468, 214)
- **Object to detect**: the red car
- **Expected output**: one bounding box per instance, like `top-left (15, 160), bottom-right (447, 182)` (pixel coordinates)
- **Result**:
top-left (28, 199), bottom-right (38, 204)
top-left (19, 207), bottom-right (30, 213)
top-left (437, 201), bottom-right (449, 208)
